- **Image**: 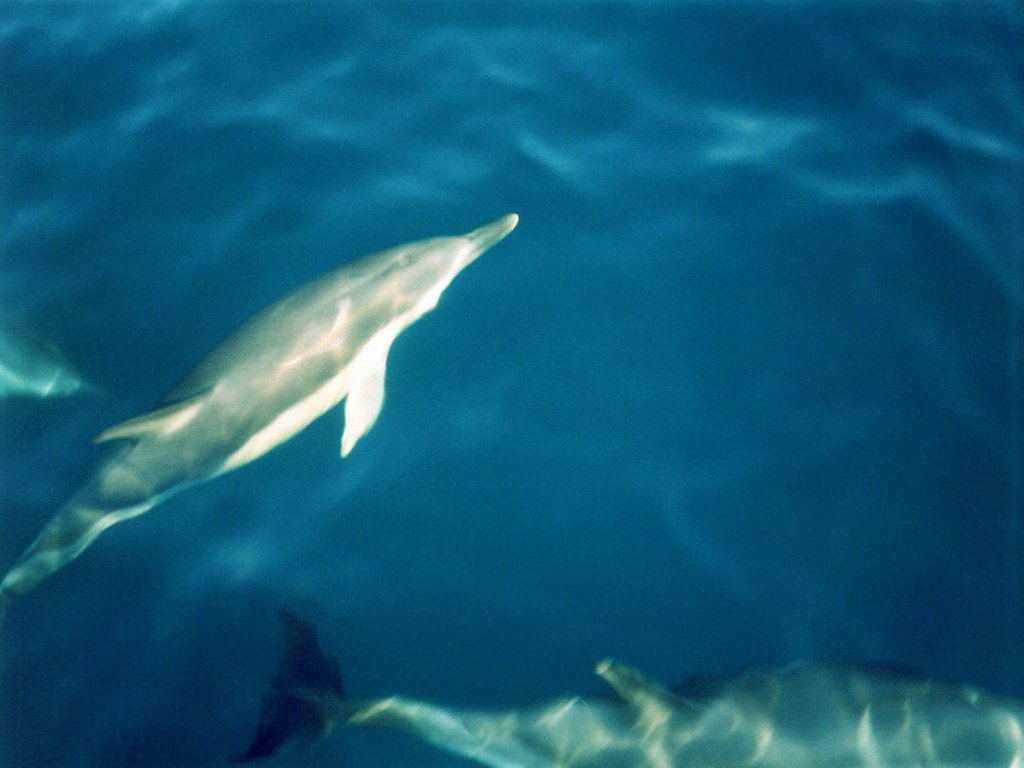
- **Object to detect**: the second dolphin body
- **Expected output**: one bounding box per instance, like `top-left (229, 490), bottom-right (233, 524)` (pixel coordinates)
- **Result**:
top-left (350, 660), bottom-right (1024, 767)
top-left (0, 214), bottom-right (519, 611)
top-left (239, 613), bottom-right (1024, 766)
top-left (0, 318), bottom-right (94, 399)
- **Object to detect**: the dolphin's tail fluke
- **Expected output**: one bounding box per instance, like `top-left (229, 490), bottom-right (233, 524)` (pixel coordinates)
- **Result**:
top-left (237, 610), bottom-right (346, 762)
top-left (235, 690), bottom-right (325, 763)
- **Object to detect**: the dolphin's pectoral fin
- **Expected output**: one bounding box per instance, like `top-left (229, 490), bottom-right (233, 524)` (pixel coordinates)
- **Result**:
top-left (93, 390), bottom-right (209, 444)
top-left (340, 336), bottom-right (391, 458)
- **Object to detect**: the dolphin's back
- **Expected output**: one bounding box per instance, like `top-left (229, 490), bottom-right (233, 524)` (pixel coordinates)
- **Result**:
top-left (349, 661), bottom-right (1024, 768)
top-left (159, 264), bottom-right (367, 407)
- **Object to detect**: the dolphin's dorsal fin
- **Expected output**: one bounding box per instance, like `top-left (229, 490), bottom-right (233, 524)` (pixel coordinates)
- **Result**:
top-left (93, 391), bottom-right (209, 444)
top-left (595, 659), bottom-right (698, 717)
top-left (340, 334), bottom-right (391, 457)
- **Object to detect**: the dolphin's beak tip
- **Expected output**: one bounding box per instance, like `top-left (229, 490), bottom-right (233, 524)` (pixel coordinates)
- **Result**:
top-left (466, 213), bottom-right (520, 253)
top-left (487, 212), bottom-right (519, 239)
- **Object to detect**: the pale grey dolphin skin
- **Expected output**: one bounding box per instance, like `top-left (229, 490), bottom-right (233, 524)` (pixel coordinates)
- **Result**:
top-left (0, 214), bottom-right (518, 615)
top-left (0, 319), bottom-right (93, 399)
top-left (349, 660), bottom-right (1024, 768)
top-left (243, 615), bottom-right (1024, 766)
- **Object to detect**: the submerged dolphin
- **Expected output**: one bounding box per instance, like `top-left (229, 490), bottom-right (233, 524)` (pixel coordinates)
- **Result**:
top-left (0, 214), bottom-right (518, 612)
top-left (237, 610), bottom-right (346, 762)
top-left (0, 319), bottom-right (93, 399)
top-left (350, 662), bottom-right (1024, 767)
top-left (242, 615), bottom-right (1024, 766)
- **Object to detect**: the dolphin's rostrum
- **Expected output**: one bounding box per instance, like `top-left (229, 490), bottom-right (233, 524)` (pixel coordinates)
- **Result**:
top-left (0, 214), bottom-right (519, 613)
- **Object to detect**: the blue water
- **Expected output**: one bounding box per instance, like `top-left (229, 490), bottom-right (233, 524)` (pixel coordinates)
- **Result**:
top-left (1, 2), bottom-right (1022, 766)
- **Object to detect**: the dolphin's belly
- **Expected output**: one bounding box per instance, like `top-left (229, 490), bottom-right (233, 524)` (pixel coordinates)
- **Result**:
top-left (92, 357), bottom-right (350, 508)
top-left (217, 362), bottom-right (352, 473)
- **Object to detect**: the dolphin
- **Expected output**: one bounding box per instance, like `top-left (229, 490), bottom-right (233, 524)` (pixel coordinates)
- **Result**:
top-left (0, 214), bottom-right (518, 613)
top-left (0, 318), bottom-right (94, 399)
top-left (241, 614), bottom-right (1024, 767)
top-left (236, 610), bottom-right (346, 762)
top-left (351, 661), bottom-right (1024, 767)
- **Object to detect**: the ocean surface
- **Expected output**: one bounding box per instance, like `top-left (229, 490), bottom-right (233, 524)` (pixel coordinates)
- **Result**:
top-left (1, 2), bottom-right (1022, 766)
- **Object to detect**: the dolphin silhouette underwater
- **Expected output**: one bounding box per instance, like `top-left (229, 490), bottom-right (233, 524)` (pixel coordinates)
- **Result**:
top-left (236, 610), bottom-right (346, 762)
top-left (0, 318), bottom-right (94, 399)
top-left (241, 613), bottom-right (1024, 766)
top-left (0, 214), bottom-right (518, 614)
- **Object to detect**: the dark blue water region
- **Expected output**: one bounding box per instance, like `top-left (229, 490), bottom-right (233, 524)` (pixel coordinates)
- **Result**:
top-left (1, 2), bottom-right (1022, 767)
